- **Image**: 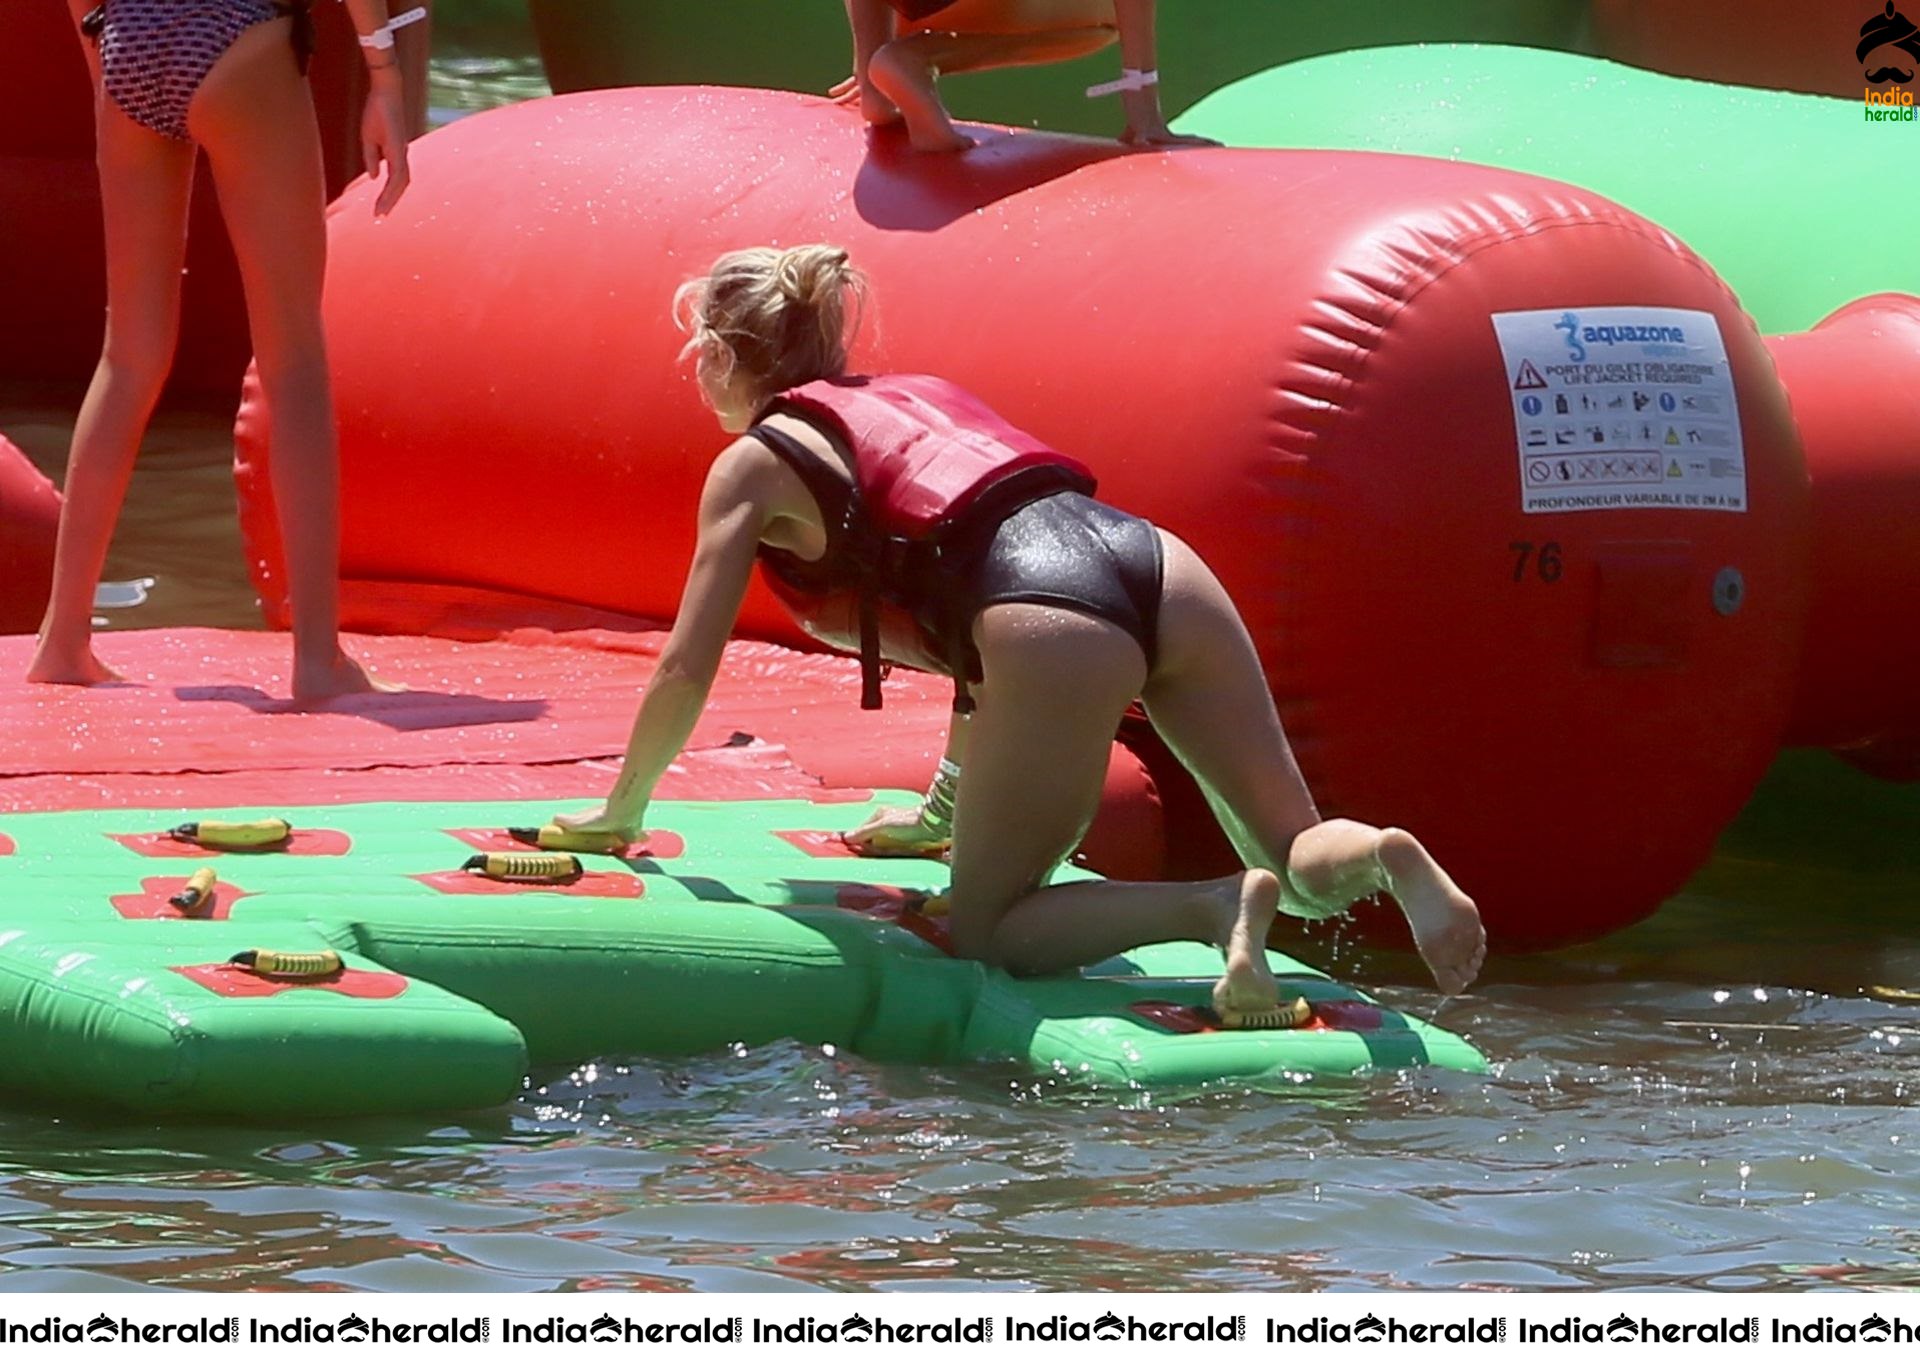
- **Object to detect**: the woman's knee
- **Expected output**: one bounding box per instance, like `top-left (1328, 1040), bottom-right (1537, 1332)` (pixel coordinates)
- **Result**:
top-left (943, 878), bottom-right (1028, 967)
top-left (97, 333), bottom-right (177, 404)
top-left (946, 919), bottom-right (997, 965)
top-left (251, 345), bottom-right (330, 401)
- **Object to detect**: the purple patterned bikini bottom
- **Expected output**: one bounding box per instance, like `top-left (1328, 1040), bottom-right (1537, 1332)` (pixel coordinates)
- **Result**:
top-left (84, 0), bottom-right (311, 141)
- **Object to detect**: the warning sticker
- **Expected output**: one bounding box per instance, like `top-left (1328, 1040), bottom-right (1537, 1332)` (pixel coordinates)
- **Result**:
top-left (1491, 307), bottom-right (1746, 515)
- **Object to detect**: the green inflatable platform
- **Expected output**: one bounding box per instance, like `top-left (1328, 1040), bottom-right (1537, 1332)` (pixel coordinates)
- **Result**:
top-left (1179, 44), bottom-right (1900, 333)
top-left (0, 798), bottom-right (1482, 1119)
top-left (526, 1), bottom-right (1589, 140)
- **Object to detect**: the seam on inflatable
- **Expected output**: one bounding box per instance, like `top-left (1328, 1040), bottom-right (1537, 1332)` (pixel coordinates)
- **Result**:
top-left (1271, 202), bottom-right (1708, 469)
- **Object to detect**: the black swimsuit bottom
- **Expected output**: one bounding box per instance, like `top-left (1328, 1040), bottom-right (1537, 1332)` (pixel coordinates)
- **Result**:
top-left (945, 490), bottom-right (1164, 670)
top-left (751, 421), bottom-right (1164, 675)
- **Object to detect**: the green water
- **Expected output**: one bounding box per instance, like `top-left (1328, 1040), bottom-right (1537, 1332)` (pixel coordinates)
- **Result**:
top-left (3, 944), bottom-right (1919, 1291)
top-left (5, 12), bottom-right (1920, 1294)
top-left (425, 8), bottom-right (552, 128)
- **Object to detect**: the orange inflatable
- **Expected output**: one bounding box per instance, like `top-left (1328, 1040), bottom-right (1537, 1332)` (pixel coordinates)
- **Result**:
top-left (0, 435), bottom-right (59, 636)
top-left (236, 89), bottom-right (1814, 949)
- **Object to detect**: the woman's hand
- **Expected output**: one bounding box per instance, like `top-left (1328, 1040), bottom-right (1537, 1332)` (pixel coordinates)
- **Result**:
top-left (553, 802), bottom-right (645, 844)
top-left (843, 804), bottom-right (953, 859)
top-left (361, 69), bottom-right (411, 216)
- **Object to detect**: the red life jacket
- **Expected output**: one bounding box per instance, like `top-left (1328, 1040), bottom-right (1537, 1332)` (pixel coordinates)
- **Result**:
top-left (755, 374), bottom-right (1096, 710)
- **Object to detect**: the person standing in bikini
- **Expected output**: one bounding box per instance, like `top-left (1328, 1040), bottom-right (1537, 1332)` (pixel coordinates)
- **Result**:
top-left (840, 0), bottom-right (1213, 152)
top-left (29, 1), bottom-right (417, 700)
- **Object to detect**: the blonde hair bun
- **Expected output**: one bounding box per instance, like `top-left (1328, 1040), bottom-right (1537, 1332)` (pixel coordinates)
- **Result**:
top-left (774, 244), bottom-right (852, 307)
top-left (677, 244), bottom-right (867, 400)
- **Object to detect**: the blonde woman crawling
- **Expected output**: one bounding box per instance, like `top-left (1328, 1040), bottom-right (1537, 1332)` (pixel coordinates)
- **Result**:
top-left (839, 0), bottom-right (1212, 152)
top-left (550, 245), bottom-right (1486, 1025)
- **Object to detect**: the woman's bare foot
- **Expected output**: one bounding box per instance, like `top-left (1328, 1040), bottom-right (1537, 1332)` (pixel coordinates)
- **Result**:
top-left (828, 73), bottom-right (904, 126)
top-left (292, 648), bottom-right (400, 703)
top-left (862, 87), bottom-right (904, 126)
top-left (906, 120), bottom-right (973, 152)
top-left (1210, 868), bottom-right (1296, 1023)
top-left (869, 46), bottom-right (974, 152)
top-left (1376, 828), bottom-right (1486, 995)
top-left (26, 636), bottom-right (122, 686)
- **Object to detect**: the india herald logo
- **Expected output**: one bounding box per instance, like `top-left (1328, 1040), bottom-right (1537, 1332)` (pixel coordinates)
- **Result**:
top-left (1861, 2), bottom-right (1920, 82)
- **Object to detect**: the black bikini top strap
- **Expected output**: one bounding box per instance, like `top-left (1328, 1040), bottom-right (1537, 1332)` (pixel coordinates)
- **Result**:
top-left (746, 421), bottom-right (858, 542)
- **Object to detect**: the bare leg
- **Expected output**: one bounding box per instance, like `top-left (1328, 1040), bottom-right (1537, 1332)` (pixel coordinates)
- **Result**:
top-left (869, 25), bottom-right (1117, 151)
top-left (843, 0), bottom-right (903, 125)
top-left (943, 603), bottom-right (1292, 1018)
top-left (1141, 532), bottom-right (1486, 994)
top-left (189, 20), bottom-right (387, 701)
top-left (1288, 821), bottom-right (1485, 997)
top-left (27, 98), bottom-right (194, 685)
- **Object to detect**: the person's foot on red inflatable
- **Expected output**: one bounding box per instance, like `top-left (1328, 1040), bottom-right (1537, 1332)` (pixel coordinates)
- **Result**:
top-left (26, 635), bottom-right (122, 686)
top-left (292, 647), bottom-right (400, 704)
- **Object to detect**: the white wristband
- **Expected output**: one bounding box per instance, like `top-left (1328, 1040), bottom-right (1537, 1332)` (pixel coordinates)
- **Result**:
top-left (1086, 67), bottom-right (1159, 99)
top-left (358, 8), bottom-right (425, 51)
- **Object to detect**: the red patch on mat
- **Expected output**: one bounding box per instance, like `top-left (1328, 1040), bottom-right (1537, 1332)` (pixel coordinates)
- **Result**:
top-left (1129, 1001), bottom-right (1217, 1034)
top-left (171, 963), bottom-right (409, 999)
top-left (1127, 998), bottom-right (1386, 1034)
top-left (110, 876), bottom-right (251, 921)
top-left (443, 828), bottom-right (687, 860)
top-left (0, 835), bottom-right (12, 856)
top-left (835, 883), bottom-right (952, 953)
top-left (111, 829), bottom-right (352, 858)
top-left (412, 869), bottom-right (644, 899)
top-left (805, 789), bottom-right (874, 804)
top-left (774, 829), bottom-right (857, 858)
top-left (1309, 1000), bottom-right (1386, 1032)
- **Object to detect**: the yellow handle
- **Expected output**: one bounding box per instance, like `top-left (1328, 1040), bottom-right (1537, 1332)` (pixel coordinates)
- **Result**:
top-left (168, 867), bottom-right (218, 914)
top-left (463, 851), bottom-right (584, 883)
top-left (230, 948), bottom-right (342, 978)
top-left (509, 825), bottom-right (630, 855)
top-left (170, 817), bottom-right (292, 849)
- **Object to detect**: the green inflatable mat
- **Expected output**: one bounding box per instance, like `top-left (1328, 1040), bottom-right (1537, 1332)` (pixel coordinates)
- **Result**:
top-left (1178, 44), bottom-right (1901, 334)
top-left (0, 798), bottom-right (1484, 1118)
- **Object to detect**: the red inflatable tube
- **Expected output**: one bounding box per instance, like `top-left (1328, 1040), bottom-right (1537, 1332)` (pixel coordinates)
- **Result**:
top-left (0, 435), bottom-right (60, 636)
top-left (1590, 0), bottom-right (1869, 100)
top-left (236, 89), bottom-right (1812, 950)
top-left (1769, 294), bottom-right (1920, 777)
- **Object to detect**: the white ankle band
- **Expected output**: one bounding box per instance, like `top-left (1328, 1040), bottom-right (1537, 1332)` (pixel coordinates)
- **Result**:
top-left (1086, 67), bottom-right (1158, 99)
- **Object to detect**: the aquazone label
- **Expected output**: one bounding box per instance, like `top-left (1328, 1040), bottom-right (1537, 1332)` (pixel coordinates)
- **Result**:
top-left (1493, 306), bottom-right (1747, 515)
